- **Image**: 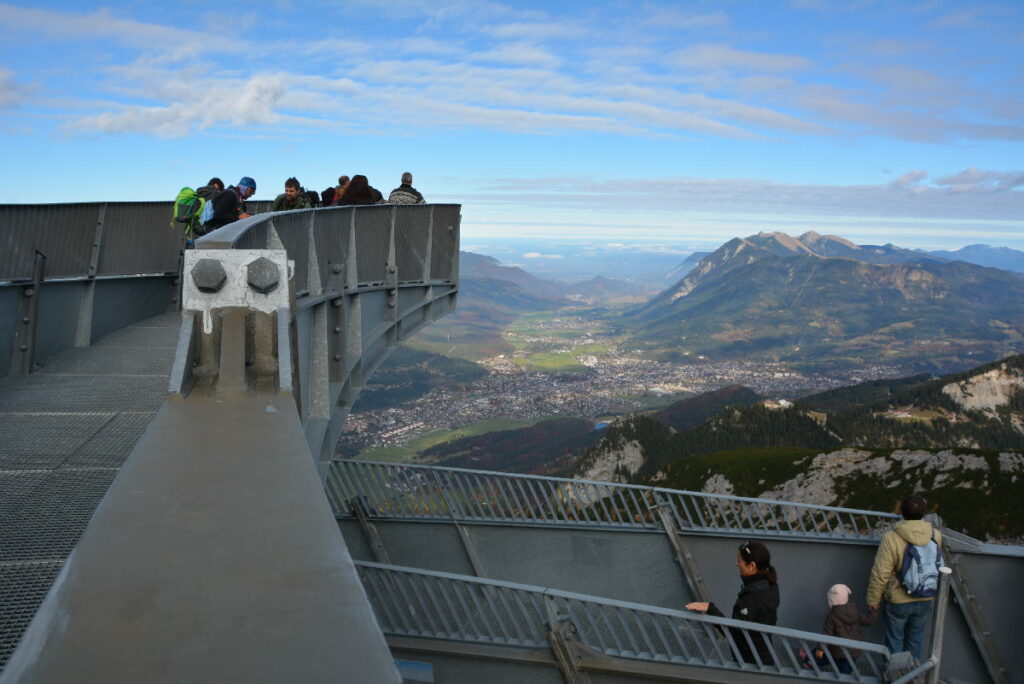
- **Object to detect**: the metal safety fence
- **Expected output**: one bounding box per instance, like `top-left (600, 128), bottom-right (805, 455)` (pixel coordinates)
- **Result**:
top-left (198, 204), bottom-right (461, 297)
top-left (356, 561), bottom-right (891, 681)
top-left (328, 461), bottom-right (899, 541)
top-left (0, 202), bottom-right (184, 282)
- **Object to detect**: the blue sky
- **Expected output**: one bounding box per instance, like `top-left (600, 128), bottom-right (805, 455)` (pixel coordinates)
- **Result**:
top-left (1, 0), bottom-right (1022, 249)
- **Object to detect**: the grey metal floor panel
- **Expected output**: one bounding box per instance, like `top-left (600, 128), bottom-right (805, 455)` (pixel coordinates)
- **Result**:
top-left (0, 313), bottom-right (176, 670)
top-left (0, 562), bottom-right (63, 668)
top-left (93, 323), bottom-right (180, 348)
top-left (0, 375), bottom-right (169, 413)
top-left (0, 413), bottom-right (114, 460)
top-left (68, 412), bottom-right (157, 462)
top-left (38, 346), bottom-right (180, 375)
top-left (0, 469), bottom-right (120, 562)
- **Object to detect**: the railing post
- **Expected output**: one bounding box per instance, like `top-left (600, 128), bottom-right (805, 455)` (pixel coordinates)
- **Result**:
top-left (75, 204), bottom-right (107, 346)
top-left (440, 485), bottom-right (488, 577)
top-left (651, 492), bottom-right (711, 603)
top-left (544, 595), bottom-right (592, 684)
top-left (10, 251), bottom-right (45, 375)
top-left (385, 206), bottom-right (399, 338)
top-left (350, 497), bottom-right (391, 564)
top-left (925, 566), bottom-right (954, 684)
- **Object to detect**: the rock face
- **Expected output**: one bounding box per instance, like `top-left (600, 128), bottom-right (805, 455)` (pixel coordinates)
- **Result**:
top-left (755, 449), bottom-right (1004, 505)
top-left (942, 363), bottom-right (1024, 414)
top-left (758, 448), bottom-right (887, 506)
top-left (707, 449), bottom-right (1024, 541)
top-left (577, 438), bottom-right (645, 483)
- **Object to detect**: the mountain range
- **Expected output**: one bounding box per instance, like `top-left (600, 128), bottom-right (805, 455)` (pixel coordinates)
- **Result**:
top-left (629, 231), bottom-right (1024, 371)
top-left (668, 240), bottom-right (1024, 279)
top-left (921, 244), bottom-right (1024, 273)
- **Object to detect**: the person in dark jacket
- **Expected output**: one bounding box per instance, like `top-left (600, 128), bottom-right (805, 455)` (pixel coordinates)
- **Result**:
top-left (206, 176), bottom-right (256, 230)
top-left (272, 177), bottom-right (312, 212)
top-left (800, 584), bottom-right (879, 673)
top-left (686, 541), bottom-right (780, 665)
top-left (335, 174), bottom-right (380, 206)
top-left (388, 171), bottom-right (425, 204)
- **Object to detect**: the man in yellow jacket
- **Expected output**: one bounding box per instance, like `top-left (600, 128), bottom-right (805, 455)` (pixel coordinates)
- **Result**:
top-left (867, 495), bottom-right (942, 659)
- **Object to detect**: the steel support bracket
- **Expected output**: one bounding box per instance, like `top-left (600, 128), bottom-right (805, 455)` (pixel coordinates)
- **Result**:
top-left (651, 498), bottom-right (711, 603)
top-left (941, 537), bottom-right (1008, 683)
top-left (350, 497), bottom-right (391, 564)
top-left (440, 488), bottom-right (487, 577)
top-left (546, 618), bottom-right (592, 684)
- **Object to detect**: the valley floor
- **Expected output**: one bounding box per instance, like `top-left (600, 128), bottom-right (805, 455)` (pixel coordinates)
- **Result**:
top-left (338, 313), bottom-right (906, 460)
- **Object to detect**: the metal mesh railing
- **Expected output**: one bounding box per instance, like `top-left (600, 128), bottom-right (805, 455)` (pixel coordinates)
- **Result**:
top-left (356, 561), bottom-right (891, 681)
top-left (199, 204), bottom-right (461, 295)
top-left (0, 202), bottom-right (183, 281)
top-left (328, 461), bottom-right (898, 541)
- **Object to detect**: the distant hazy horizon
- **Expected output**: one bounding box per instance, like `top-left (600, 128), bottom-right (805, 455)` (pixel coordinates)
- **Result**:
top-left (461, 229), bottom-right (1024, 257)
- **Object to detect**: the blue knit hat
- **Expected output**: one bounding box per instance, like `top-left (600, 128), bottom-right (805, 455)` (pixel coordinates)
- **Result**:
top-left (239, 176), bottom-right (257, 190)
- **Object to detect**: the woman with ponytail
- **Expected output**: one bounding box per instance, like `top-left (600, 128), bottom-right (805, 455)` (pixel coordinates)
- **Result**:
top-left (686, 540), bottom-right (780, 665)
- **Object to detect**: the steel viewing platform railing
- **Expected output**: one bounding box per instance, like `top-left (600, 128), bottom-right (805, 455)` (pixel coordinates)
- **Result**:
top-left (187, 203), bottom-right (461, 467)
top-left (327, 460), bottom-right (900, 541)
top-left (0, 201), bottom-right (462, 684)
top-left (356, 561), bottom-right (896, 682)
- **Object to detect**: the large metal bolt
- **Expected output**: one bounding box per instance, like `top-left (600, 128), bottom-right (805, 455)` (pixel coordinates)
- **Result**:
top-left (191, 258), bottom-right (227, 293)
top-left (246, 257), bottom-right (280, 294)
top-left (332, 264), bottom-right (343, 274)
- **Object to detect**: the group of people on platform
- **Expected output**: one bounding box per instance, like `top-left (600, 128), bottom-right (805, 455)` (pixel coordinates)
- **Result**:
top-left (271, 172), bottom-right (425, 212)
top-left (193, 172), bottom-right (426, 235)
top-left (684, 494), bottom-right (942, 673)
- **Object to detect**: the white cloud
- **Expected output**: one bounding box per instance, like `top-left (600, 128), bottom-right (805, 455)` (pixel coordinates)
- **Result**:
top-left (0, 66), bottom-right (26, 107)
top-left (470, 168), bottom-right (1024, 222)
top-left (0, 4), bottom-right (238, 56)
top-left (672, 44), bottom-right (812, 73)
top-left (480, 21), bottom-right (586, 40)
top-left (473, 42), bottom-right (562, 67)
top-left (890, 169), bottom-right (928, 188)
top-left (638, 6), bottom-right (729, 29)
top-left (522, 252), bottom-right (564, 259)
top-left (934, 168), bottom-right (1024, 193)
top-left (67, 74), bottom-right (286, 137)
top-left (5, 1), bottom-right (1022, 148)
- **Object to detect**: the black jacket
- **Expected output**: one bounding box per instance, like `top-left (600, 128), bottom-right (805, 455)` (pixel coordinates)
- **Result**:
top-left (207, 187), bottom-right (242, 230)
top-left (708, 573), bottom-right (780, 665)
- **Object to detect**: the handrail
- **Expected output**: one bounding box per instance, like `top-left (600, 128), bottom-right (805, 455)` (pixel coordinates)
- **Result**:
top-left (328, 460), bottom-right (899, 541)
top-left (355, 561), bottom-right (891, 681)
top-left (890, 661), bottom-right (934, 684)
top-left (196, 204), bottom-right (461, 295)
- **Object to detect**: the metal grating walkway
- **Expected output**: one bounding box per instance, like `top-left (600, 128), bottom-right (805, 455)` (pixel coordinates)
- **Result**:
top-left (0, 312), bottom-right (178, 668)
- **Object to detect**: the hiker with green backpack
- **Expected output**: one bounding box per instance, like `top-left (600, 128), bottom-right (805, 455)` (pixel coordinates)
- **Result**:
top-left (171, 180), bottom-right (222, 245)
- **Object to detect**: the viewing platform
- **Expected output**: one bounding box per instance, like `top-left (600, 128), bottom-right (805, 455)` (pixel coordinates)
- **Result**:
top-left (1, 201), bottom-right (1020, 683)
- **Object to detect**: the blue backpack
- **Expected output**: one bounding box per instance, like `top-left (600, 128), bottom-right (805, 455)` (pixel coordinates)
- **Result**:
top-left (898, 531), bottom-right (943, 598)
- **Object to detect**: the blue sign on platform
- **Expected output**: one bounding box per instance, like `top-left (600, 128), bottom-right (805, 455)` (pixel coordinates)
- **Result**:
top-left (395, 658), bottom-right (434, 682)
